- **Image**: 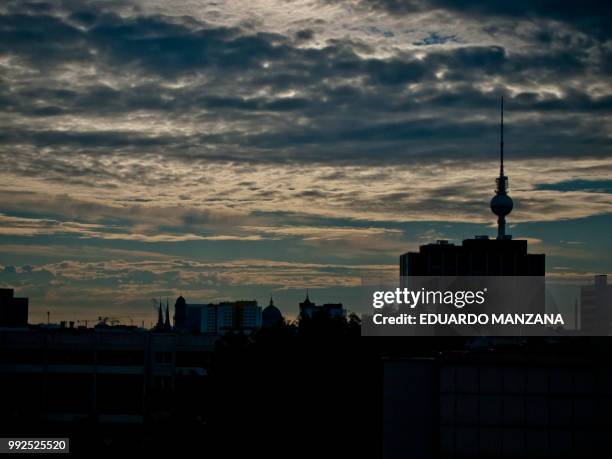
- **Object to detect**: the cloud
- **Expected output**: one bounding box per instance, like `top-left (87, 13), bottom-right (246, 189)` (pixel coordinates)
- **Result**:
top-left (414, 32), bottom-right (462, 46)
top-left (535, 179), bottom-right (612, 194)
top-left (0, 256), bottom-right (396, 322)
top-left (245, 225), bottom-right (402, 240)
top-left (0, 0), bottom-right (609, 169)
top-left (355, 0), bottom-right (612, 40)
top-left (0, 157), bottom-right (610, 245)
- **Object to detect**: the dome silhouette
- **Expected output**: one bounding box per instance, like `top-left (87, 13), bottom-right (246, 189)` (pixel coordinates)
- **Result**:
top-left (262, 297), bottom-right (283, 327)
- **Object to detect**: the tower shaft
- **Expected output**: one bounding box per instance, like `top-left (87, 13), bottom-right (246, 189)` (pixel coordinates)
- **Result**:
top-left (497, 215), bottom-right (506, 239)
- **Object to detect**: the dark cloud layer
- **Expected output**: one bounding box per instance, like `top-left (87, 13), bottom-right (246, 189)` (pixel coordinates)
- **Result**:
top-left (0, 0), bottom-right (610, 169)
top-left (357, 0), bottom-right (612, 40)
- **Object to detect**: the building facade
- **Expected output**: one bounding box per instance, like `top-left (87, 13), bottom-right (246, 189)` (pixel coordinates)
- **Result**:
top-left (384, 352), bottom-right (612, 458)
top-left (0, 327), bottom-right (216, 424)
top-left (580, 275), bottom-right (612, 335)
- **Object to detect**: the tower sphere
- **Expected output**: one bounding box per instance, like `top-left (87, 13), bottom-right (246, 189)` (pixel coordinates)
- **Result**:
top-left (490, 193), bottom-right (513, 217)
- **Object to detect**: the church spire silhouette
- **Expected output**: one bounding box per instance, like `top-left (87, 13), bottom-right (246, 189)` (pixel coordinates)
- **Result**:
top-left (155, 298), bottom-right (164, 330)
top-left (490, 96), bottom-right (513, 239)
top-left (164, 298), bottom-right (171, 330)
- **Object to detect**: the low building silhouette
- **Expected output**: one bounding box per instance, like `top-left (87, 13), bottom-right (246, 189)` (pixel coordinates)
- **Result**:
top-left (299, 291), bottom-right (345, 319)
top-left (0, 288), bottom-right (28, 328)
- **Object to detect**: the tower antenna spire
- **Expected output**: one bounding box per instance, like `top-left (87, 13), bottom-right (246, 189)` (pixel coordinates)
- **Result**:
top-left (500, 96), bottom-right (504, 176)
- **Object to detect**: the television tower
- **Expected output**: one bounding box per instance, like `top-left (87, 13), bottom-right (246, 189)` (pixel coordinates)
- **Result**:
top-left (490, 96), bottom-right (513, 239)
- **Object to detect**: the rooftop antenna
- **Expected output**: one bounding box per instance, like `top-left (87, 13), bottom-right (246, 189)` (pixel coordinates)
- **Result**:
top-left (490, 96), bottom-right (513, 240)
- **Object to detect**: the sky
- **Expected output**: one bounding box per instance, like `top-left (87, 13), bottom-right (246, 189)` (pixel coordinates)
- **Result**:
top-left (0, 0), bottom-right (611, 325)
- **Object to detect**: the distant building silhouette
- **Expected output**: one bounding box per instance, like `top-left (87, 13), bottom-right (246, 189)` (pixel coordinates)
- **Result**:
top-left (0, 288), bottom-right (28, 327)
top-left (299, 290), bottom-right (315, 318)
top-left (400, 98), bottom-right (544, 277)
top-left (299, 291), bottom-right (345, 319)
top-left (262, 297), bottom-right (284, 327)
top-left (174, 299), bottom-right (261, 334)
top-left (580, 274), bottom-right (612, 335)
top-left (174, 295), bottom-right (187, 330)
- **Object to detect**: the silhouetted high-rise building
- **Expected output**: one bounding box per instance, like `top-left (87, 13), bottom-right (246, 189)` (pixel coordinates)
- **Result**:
top-left (174, 295), bottom-right (187, 330)
top-left (176, 299), bottom-right (262, 334)
top-left (0, 288), bottom-right (28, 327)
top-left (400, 98), bottom-right (544, 277)
top-left (400, 237), bottom-right (545, 276)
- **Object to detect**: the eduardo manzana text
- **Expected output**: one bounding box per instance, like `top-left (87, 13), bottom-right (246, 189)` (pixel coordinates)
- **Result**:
top-left (372, 313), bottom-right (564, 326)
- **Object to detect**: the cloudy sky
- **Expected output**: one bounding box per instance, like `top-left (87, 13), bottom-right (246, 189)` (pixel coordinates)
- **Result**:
top-left (0, 0), bottom-right (610, 324)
